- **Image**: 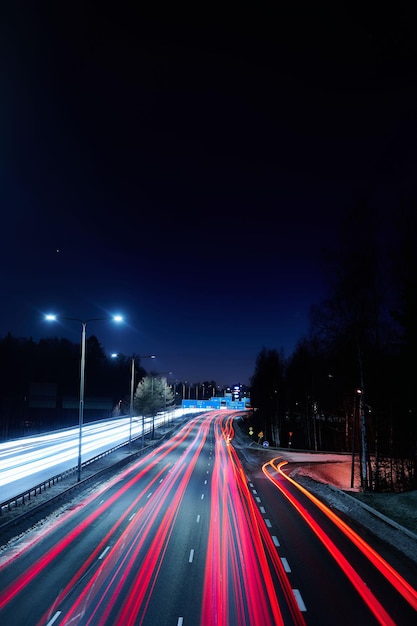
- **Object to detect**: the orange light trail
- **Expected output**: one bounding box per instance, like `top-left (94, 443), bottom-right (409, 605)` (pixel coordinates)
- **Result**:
top-left (263, 457), bottom-right (417, 624)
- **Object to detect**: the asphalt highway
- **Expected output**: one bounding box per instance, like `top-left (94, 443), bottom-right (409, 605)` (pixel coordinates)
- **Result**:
top-left (0, 411), bottom-right (416, 625)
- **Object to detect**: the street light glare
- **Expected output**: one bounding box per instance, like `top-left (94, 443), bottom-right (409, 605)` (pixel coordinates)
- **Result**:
top-left (45, 314), bottom-right (57, 321)
top-left (113, 315), bottom-right (123, 323)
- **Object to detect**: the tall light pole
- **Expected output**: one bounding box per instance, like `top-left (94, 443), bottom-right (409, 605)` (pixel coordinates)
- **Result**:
top-left (45, 314), bottom-right (123, 481)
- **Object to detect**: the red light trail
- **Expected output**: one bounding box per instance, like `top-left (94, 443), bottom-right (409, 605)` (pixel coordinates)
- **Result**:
top-left (1, 413), bottom-right (414, 625)
top-left (263, 457), bottom-right (417, 625)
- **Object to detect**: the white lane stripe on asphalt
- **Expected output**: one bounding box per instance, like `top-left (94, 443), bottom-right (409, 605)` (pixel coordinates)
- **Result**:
top-left (293, 589), bottom-right (307, 611)
top-left (189, 549), bottom-right (195, 563)
top-left (265, 518), bottom-right (272, 528)
top-left (260, 506), bottom-right (266, 514)
top-left (177, 618), bottom-right (184, 626)
top-left (281, 557), bottom-right (291, 572)
top-left (201, 493), bottom-right (204, 499)
top-left (99, 546), bottom-right (110, 560)
top-left (46, 612), bottom-right (61, 626)
top-left (272, 535), bottom-right (280, 547)
top-left (196, 514), bottom-right (200, 523)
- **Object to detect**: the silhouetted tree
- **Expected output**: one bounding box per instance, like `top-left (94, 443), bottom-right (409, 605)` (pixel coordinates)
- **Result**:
top-left (389, 200), bottom-right (417, 480)
top-left (250, 347), bottom-right (285, 446)
top-left (311, 199), bottom-right (396, 489)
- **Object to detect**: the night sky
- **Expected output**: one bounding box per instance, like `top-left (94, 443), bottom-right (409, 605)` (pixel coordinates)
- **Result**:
top-left (2, 4), bottom-right (416, 386)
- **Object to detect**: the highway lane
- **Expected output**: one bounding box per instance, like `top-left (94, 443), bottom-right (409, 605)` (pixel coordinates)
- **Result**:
top-left (1, 412), bottom-right (415, 625)
top-left (245, 456), bottom-right (417, 625)
top-left (0, 411), bottom-right (305, 625)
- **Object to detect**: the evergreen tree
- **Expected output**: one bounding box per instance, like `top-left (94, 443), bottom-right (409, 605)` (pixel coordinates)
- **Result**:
top-left (133, 375), bottom-right (175, 417)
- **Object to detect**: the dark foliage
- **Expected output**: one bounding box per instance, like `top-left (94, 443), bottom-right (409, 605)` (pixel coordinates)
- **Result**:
top-left (249, 199), bottom-right (417, 491)
top-left (0, 334), bottom-right (146, 438)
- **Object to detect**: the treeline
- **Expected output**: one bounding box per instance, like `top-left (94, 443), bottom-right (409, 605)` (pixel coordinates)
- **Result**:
top-left (0, 335), bottom-right (145, 437)
top-left (249, 199), bottom-right (417, 492)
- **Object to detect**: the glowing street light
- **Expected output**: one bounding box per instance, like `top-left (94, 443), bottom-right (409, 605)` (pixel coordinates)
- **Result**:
top-left (45, 313), bottom-right (123, 481)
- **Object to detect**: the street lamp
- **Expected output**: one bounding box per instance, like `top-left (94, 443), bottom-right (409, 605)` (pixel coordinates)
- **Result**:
top-left (45, 313), bottom-right (123, 481)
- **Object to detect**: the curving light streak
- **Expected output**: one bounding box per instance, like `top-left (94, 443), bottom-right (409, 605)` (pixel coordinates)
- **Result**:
top-left (60, 418), bottom-right (212, 625)
top-left (263, 458), bottom-right (417, 623)
top-left (201, 415), bottom-right (306, 626)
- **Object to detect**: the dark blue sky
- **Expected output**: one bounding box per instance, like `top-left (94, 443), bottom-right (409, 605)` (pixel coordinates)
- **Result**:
top-left (1, 4), bottom-right (416, 386)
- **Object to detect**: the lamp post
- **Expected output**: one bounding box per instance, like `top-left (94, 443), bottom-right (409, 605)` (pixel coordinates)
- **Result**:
top-left (350, 388), bottom-right (362, 489)
top-left (45, 314), bottom-right (123, 481)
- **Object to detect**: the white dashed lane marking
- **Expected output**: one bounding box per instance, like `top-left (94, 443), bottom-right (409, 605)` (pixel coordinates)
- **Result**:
top-left (293, 589), bottom-right (307, 611)
top-left (46, 612), bottom-right (61, 626)
top-left (98, 546), bottom-right (110, 560)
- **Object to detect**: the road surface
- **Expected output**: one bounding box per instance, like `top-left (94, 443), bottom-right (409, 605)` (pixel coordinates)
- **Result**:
top-left (0, 411), bottom-right (416, 625)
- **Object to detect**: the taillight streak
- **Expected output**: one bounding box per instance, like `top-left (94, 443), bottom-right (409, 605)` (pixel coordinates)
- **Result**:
top-left (59, 420), bottom-right (211, 625)
top-left (270, 459), bottom-right (417, 611)
top-left (263, 459), bottom-right (409, 625)
top-left (201, 416), bottom-right (306, 626)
